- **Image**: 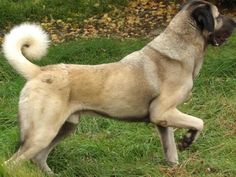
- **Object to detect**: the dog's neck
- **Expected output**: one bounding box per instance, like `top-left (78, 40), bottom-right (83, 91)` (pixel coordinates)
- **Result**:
top-left (145, 11), bottom-right (206, 78)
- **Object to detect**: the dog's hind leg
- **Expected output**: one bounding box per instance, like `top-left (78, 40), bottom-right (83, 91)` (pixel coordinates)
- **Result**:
top-left (5, 95), bottom-right (70, 172)
top-left (5, 123), bottom-right (63, 168)
top-left (156, 126), bottom-right (178, 165)
top-left (32, 113), bottom-right (79, 174)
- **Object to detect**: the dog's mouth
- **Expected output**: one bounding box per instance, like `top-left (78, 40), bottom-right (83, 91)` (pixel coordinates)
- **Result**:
top-left (209, 17), bottom-right (236, 46)
top-left (209, 32), bottom-right (232, 46)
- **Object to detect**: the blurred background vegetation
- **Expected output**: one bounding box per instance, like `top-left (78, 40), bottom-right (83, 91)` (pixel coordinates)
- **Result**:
top-left (0, 0), bottom-right (234, 27)
top-left (0, 0), bottom-right (235, 43)
top-left (0, 0), bottom-right (129, 28)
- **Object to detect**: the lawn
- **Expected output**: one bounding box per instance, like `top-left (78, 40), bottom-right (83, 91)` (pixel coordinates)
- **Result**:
top-left (0, 0), bottom-right (128, 29)
top-left (0, 34), bottom-right (235, 177)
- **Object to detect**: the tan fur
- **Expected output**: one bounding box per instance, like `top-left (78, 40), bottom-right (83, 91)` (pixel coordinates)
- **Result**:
top-left (3, 0), bottom-right (235, 175)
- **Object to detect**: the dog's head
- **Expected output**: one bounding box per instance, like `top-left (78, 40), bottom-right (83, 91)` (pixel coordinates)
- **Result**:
top-left (185, 0), bottom-right (236, 46)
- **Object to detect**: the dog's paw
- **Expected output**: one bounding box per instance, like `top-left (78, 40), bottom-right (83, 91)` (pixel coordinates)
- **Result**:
top-left (178, 129), bottom-right (198, 151)
top-left (166, 160), bottom-right (179, 167)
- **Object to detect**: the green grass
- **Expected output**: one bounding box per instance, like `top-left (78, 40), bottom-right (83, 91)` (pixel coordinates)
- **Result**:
top-left (0, 35), bottom-right (236, 177)
top-left (0, 0), bottom-right (128, 29)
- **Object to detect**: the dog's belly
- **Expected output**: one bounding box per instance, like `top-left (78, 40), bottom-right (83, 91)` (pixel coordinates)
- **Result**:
top-left (81, 109), bottom-right (150, 122)
top-left (80, 99), bottom-right (151, 122)
top-left (75, 85), bottom-right (152, 121)
top-left (95, 99), bottom-right (150, 120)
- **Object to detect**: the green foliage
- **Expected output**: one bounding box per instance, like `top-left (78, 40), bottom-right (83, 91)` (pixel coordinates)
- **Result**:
top-left (0, 35), bottom-right (236, 176)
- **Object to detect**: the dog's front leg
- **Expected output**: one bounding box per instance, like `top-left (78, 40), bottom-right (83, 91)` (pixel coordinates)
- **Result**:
top-left (150, 97), bottom-right (204, 152)
top-left (156, 126), bottom-right (178, 165)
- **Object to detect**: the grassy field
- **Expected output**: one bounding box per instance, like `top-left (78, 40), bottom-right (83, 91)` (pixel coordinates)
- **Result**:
top-left (0, 34), bottom-right (236, 177)
top-left (0, 0), bottom-right (128, 29)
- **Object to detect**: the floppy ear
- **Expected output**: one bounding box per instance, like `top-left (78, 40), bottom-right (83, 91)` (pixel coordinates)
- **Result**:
top-left (191, 4), bottom-right (214, 33)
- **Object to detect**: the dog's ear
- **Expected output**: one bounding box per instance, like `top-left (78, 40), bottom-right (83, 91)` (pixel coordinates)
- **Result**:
top-left (191, 4), bottom-right (214, 33)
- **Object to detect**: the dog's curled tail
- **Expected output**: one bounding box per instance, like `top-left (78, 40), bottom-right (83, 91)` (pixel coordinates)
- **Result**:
top-left (2, 23), bottom-right (50, 80)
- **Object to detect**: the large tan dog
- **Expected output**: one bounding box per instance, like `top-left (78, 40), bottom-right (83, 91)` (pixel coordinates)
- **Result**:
top-left (2, 0), bottom-right (235, 175)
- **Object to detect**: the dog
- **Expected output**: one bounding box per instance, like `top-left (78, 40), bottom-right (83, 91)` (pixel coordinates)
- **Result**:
top-left (2, 0), bottom-right (235, 175)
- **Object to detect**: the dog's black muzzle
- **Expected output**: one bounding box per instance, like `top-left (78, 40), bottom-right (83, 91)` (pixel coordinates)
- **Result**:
top-left (208, 15), bottom-right (236, 46)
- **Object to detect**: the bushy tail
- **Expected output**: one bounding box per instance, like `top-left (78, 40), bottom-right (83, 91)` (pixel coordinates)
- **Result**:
top-left (2, 23), bottom-right (50, 80)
